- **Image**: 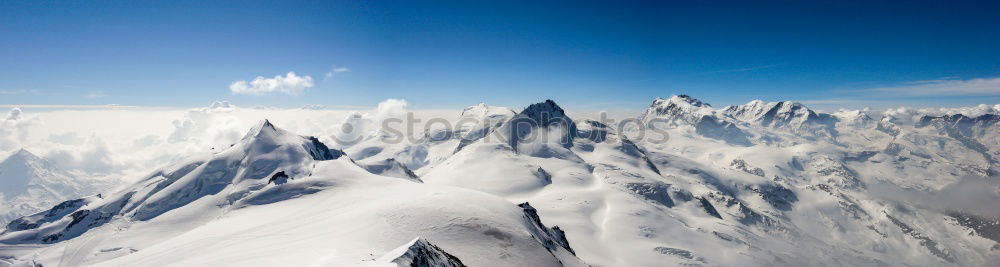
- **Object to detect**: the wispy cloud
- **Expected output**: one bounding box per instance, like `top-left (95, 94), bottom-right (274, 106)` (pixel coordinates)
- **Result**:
top-left (0, 104), bottom-right (145, 109)
top-left (865, 77), bottom-right (1000, 96)
top-left (229, 72), bottom-right (314, 95)
top-left (86, 91), bottom-right (106, 99)
top-left (0, 89), bottom-right (42, 95)
top-left (697, 64), bottom-right (780, 75)
top-left (796, 99), bottom-right (862, 105)
top-left (324, 67), bottom-right (351, 80)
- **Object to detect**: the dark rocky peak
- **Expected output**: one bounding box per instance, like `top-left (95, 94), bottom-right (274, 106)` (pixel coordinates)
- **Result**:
top-left (518, 100), bottom-right (571, 122)
top-left (382, 237), bottom-right (467, 267)
top-left (304, 136), bottom-right (343, 161)
top-left (518, 202), bottom-right (576, 255)
top-left (505, 100), bottom-right (577, 150)
top-left (672, 94), bottom-right (711, 107)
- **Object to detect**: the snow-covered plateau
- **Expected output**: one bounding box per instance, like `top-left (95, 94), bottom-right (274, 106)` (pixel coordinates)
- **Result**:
top-left (1, 95), bottom-right (999, 267)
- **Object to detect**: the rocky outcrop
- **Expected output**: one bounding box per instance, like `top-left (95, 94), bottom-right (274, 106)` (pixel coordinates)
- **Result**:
top-left (381, 237), bottom-right (467, 267)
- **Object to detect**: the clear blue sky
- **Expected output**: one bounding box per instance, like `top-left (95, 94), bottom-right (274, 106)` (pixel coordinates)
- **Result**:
top-left (2, 0), bottom-right (998, 110)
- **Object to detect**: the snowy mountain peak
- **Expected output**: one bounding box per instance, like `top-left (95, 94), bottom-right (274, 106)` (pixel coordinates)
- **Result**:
top-left (208, 100), bottom-right (235, 110)
top-left (460, 102), bottom-right (490, 116)
top-left (759, 101), bottom-right (827, 128)
top-left (833, 109), bottom-right (875, 127)
top-left (12, 148), bottom-right (34, 158)
top-left (241, 119), bottom-right (283, 141)
top-left (5, 148), bottom-right (43, 165)
top-left (721, 99), bottom-right (770, 122)
top-left (458, 102), bottom-right (514, 120)
top-left (0, 149), bottom-right (101, 224)
top-left (722, 100), bottom-right (830, 130)
top-left (380, 237), bottom-right (467, 267)
top-left (0, 149), bottom-right (68, 193)
top-left (503, 100), bottom-right (578, 151)
top-left (0, 149), bottom-right (46, 197)
top-left (665, 94), bottom-right (711, 108)
top-left (640, 94), bottom-right (716, 125)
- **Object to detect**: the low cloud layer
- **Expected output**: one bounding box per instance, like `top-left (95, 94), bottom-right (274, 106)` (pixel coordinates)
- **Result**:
top-left (868, 77), bottom-right (1000, 97)
top-left (230, 72), bottom-right (314, 95)
top-left (1, 100), bottom-right (998, 192)
top-left (0, 99), bottom-right (416, 186)
top-left (869, 176), bottom-right (1000, 218)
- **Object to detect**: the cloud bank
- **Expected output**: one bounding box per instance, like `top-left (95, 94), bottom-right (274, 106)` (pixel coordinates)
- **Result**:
top-left (868, 77), bottom-right (1000, 96)
top-left (230, 72), bottom-right (314, 95)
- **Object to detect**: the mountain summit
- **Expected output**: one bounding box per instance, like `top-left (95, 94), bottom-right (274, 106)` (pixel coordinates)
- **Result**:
top-left (502, 100), bottom-right (578, 152)
top-left (0, 149), bottom-right (103, 223)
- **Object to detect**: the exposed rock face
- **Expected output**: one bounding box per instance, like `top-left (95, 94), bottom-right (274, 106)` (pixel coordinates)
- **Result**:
top-left (698, 197), bottom-right (723, 219)
top-left (730, 159), bottom-right (765, 177)
top-left (916, 114), bottom-right (1000, 139)
top-left (886, 214), bottom-right (956, 263)
top-left (4, 196), bottom-right (93, 232)
top-left (306, 136), bottom-right (344, 160)
top-left (518, 202), bottom-right (576, 255)
top-left (359, 158), bottom-right (421, 181)
top-left (1, 120), bottom-right (342, 243)
top-left (947, 211), bottom-right (1000, 244)
top-left (624, 182), bottom-right (675, 208)
top-left (452, 103), bottom-right (516, 153)
top-left (916, 114), bottom-right (1000, 173)
top-left (502, 100), bottom-right (577, 152)
top-left (381, 237), bottom-right (467, 267)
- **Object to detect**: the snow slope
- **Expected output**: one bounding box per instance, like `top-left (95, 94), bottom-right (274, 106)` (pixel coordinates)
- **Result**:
top-left (2, 96), bottom-right (999, 267)
top-left (0, 120), bottom-right (584, 267)
top-left (422, 97), bottom-right (1000, 266)
top-left (0, 149), bottom-right (107, 225)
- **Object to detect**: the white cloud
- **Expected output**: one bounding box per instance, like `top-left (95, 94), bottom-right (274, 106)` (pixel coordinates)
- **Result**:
top-left (5, 108), bottom-right (23, 121)
top-left (327, 99), bottom-right (409, 148)
top-left (866, 77), bottom-right (1000, 96)
top-left (230, 72), bottom-right (314, 95)
top-left (168, 101), bottom-right (243, 145)
top-left (208, 100), bottom-right (236, 111)
top-left (47, 135), bottom-right (117, 174)
top-left (375, 98), bottom-right (408, 121)
top-left (0, 108), bottom-right (41, 151)
top-left (324, 67), bottom-right (351, 80)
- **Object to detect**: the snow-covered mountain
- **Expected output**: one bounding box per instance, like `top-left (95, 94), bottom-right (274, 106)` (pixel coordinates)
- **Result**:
top-left (0, 120), bottom-right (585, 266)
top-left (638, 95), bottom-right (716, 126)
top-left (0, 149), bottom-right (106, 225)
top-left (1, 97), bottom-right (999, 267)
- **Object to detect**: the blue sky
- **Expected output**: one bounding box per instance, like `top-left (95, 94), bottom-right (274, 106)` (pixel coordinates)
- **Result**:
top-left (1, 0), bottom-right (998, 110)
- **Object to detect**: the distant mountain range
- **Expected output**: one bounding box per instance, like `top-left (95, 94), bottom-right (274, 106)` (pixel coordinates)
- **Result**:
top-left (1, 95), bottom-right (997, 266)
